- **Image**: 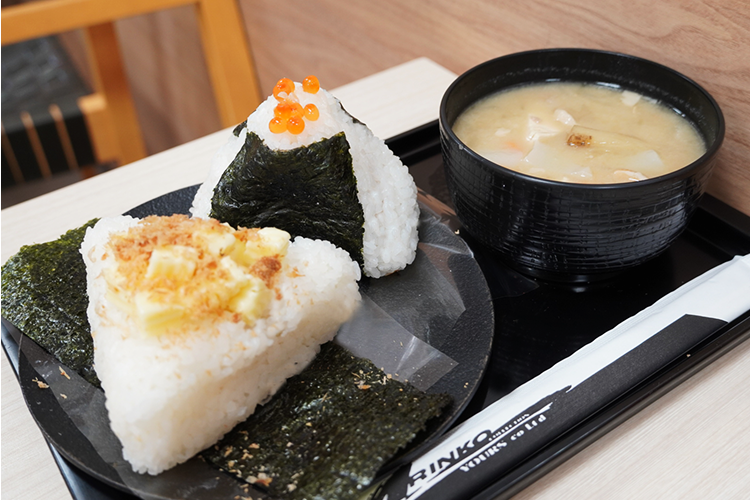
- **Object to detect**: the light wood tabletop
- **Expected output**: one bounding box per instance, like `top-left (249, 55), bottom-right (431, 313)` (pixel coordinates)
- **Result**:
top-left (2, 57), bottom-right (749, 500)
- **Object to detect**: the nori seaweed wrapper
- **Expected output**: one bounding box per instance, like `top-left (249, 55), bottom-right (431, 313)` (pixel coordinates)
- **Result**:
top-left (209, 131), bottom-right (366, 268)
top-left (1, 219), bottom-right (100, 386)
top-left (232, 120), bottom-right (247, 137)
top-left (203, 342), bottom-right (451, 500)
top-left (339, 102), bottom-right (365, 126)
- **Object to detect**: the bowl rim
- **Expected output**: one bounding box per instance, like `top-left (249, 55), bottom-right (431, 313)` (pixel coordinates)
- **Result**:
top-left (439, 48), bottom-right (726, 191)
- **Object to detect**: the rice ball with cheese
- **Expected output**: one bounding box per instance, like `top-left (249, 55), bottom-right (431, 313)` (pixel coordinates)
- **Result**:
top-left (80, 214), bottom-right (360, 475)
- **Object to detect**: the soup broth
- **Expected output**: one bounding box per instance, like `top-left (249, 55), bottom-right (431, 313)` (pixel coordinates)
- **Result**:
top-left (452, 82), bottom-right (706, 184)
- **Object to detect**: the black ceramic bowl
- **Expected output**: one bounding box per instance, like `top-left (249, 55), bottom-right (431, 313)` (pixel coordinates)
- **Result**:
top-left (440, 48), bottom-right (725, 282)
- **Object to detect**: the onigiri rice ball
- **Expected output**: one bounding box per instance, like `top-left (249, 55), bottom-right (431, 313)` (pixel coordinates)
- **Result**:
top-left (81, 214), bottom-right (361, 474)
top-left (191, 77), bottom-right (419, 279)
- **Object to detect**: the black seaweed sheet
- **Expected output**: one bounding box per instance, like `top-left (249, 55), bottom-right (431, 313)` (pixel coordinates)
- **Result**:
top-left (1, 219), bottom-right (99, 386)
top-left (4, 121), bottom-right (750, 500)
top-left (203, 342), bottom-right (451, 500)
top-left (209, 131), bottom-right (366, 267)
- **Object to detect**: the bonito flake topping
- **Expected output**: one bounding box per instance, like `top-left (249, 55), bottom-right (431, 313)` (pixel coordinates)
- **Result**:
top-left (102, 214), bottom-right (291, 336)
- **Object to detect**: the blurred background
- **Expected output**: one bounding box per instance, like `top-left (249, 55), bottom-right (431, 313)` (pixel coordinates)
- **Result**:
top-left (2, 0), bottom-right (749, 215)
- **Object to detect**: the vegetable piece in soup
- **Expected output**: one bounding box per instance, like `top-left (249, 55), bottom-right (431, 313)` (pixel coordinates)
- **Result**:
top-left (452, 82), bottom-right (706, 184)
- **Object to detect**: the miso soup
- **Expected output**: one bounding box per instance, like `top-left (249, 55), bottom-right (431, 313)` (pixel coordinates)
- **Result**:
top-left (452, 82), bottom-right (706, 184)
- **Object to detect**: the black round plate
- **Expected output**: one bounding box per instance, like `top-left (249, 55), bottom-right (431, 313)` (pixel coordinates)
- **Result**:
top-left (11, 185), bottom-right (494, 499)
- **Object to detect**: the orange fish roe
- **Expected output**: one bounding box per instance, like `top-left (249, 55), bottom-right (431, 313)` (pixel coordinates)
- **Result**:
top-left (286, 116), bottom-right (305, 135)
top-left (289, 101), bottom-right (304, 117)
top-left (273, 78), bottom-right (295, 101)
top-left (274, 100), bottom-right (294, 119)
top-left (269, 76), bottom-right (322, 134)
top-left (269, 117), bottom-right (287, 134)
top-left (303, 75), bottom-right (320, 94)
top-left (304, 103), bottom-right (319, 121)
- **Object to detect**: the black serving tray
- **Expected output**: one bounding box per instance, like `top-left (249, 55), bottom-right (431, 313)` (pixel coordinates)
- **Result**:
top-left (381, 120), bottom-right (750, 499)
top-left (4, 120), bottom-right (750, 500)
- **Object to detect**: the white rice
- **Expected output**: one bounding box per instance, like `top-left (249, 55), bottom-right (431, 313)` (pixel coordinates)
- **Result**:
top-left (190, 83), bottom-right (420, 278)
top-left (80, 216), bottom-right (361, 475)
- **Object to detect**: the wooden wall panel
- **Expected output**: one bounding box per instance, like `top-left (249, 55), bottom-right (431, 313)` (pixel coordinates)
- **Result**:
top-left (90, 0), bottom-right (750, 215)
top-left (116, 5), bottom-right (221, 156)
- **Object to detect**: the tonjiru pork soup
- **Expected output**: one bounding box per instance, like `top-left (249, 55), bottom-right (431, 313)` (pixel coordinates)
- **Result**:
top-left (452, 82), bottom-right (706, 184)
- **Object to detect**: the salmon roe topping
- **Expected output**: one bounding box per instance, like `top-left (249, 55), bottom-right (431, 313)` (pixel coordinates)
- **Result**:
top-left (303, 75), bottom-right (320, 94)
top-left (286, 116), bottom-right (305, 134)
top-left (304, 103), bottom-right (319, 121)
top-left (274, 101), bottom-right (294, 119)
top-left (289, 101), bottom-right (304, 117)
top-left (273, 77), bottom-right (295, 101)
top-left (269, 76), bottom-right (322, 134)
top-left (269, 117), bottom-right (287, 134)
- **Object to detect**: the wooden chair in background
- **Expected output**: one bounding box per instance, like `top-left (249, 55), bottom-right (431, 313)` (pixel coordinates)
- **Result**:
top-left (1, 0), bottom-right (261, 175)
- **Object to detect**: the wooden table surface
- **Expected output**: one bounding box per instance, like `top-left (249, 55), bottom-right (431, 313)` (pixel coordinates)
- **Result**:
top-left (2, 57), bottom-right (749, 500)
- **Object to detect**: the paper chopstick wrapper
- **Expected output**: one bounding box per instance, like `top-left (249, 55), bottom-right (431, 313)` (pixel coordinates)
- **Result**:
top-left (378, 254), bottom-right (750, 500)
